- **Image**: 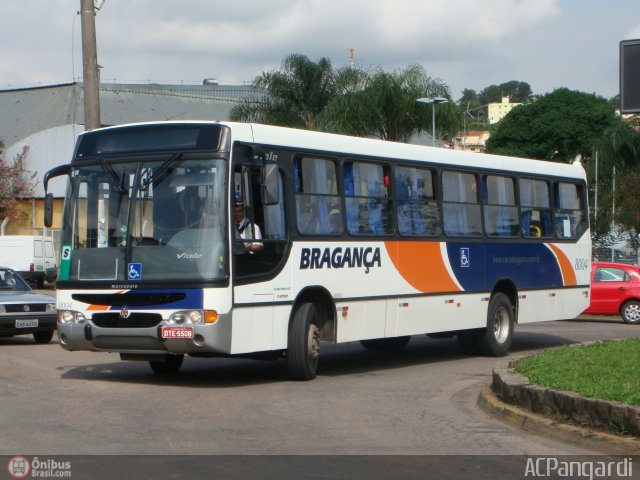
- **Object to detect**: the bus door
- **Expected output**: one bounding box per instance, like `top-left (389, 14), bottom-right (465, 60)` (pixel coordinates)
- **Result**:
top-left (231, 155), bottom-right (288, 352)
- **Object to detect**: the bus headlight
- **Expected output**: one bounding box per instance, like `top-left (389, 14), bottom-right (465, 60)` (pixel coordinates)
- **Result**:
top-left (58, 310), bottom-right (86, 324)
top-left (168, 310), bottom-right (218, 325)
top-left (169, 310), bottom-right (203, 325)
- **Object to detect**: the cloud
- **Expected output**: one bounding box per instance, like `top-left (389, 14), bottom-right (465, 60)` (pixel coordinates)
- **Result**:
top-left (85, 0), bottom-right (562, 86)
top-left (0, 0), bottom-right (626, 98)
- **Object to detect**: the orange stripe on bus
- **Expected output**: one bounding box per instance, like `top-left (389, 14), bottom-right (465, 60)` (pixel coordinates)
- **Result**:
top-left (384, 241), bottom-right (461, 293)
top-left (87, 304), bottom-right (110, 311)
top-left (547, 244), bottom-right (577, 286)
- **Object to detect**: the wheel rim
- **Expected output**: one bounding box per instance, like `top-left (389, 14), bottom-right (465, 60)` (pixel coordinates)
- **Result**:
top-left (307, 323), bottom-right (320, 361)
top-left (493, 306), bottom-right (510, 344)
top-left (624, 303), bottom-right (640, 322)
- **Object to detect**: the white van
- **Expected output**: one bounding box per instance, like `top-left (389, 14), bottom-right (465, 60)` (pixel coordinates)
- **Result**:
top-left (0, 236), bottom-right (57, 287)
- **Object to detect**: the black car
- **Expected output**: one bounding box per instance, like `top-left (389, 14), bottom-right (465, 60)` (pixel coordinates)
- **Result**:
top-left (0, 267), bottom-right (57, 343)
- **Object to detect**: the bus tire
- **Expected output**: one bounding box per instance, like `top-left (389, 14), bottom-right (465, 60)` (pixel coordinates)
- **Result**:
top-left (360, 336), bottom-right (410, 351)
top-left (149, 354), bottom-right (184, 374)
top-left (287, 302), bottom-right (321, 381)
top-left (477, 293), bottom-right (514, 357)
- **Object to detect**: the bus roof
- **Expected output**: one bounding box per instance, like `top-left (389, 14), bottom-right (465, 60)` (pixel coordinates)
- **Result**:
top-left (82, 121), bottom-right (587, 180)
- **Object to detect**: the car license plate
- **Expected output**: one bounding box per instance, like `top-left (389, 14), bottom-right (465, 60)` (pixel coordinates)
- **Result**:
top-left (15, 319), bottom-right (39, 328)
top-left (161, 326), bottom-right (194, 339)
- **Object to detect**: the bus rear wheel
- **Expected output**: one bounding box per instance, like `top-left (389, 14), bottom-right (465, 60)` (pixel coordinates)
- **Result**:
top-left (287, 302), bottom-right (321, 381)
top-left (476, 293), bottom-right (514, 357)
top-left (149, 354), bottom-right (184, 374)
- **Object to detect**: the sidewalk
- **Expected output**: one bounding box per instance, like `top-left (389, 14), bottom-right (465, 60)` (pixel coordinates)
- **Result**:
top-left (478, 355), bottom-right (640, 455)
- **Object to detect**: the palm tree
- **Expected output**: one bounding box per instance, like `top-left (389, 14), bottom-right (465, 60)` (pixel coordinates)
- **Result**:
top-left (317, 64), bottom-right (459, 143)
top-left (231, 54), bottom-right (337, 129)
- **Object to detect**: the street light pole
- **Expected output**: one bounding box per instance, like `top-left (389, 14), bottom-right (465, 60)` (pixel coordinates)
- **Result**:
top-left (417, 97), bottom-right (447, 146)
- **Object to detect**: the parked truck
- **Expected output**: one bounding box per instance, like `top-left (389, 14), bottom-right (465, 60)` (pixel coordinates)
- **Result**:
top-left (0, 236), bottom-right (57, 287)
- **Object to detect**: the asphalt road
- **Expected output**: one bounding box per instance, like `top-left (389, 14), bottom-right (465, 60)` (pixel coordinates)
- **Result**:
top-left (2, 290), bottom-right (639, 478)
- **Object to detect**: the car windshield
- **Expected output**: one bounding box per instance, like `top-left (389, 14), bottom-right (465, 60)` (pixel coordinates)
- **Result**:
top-left (59, 156), bottom-right (228, 284)
top-left (0, 269), bottom-right (31, 291)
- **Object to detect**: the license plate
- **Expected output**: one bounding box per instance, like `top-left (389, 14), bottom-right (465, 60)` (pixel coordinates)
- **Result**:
top-left (16, 319), bottom-right (39, 328)
top-left (161, 326), bottom-right (194, 339)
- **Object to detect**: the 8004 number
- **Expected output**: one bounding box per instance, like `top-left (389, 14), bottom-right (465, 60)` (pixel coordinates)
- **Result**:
top-left (574, 258), bottom-right (590, 271)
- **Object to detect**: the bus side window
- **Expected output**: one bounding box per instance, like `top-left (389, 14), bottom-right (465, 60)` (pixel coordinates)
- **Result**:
top-left (482, 175), bottom-right (518, 237)
top-left (395, 166), bottom-right (440, 236)
top-left (520, 178), bottom-right (552, 238)
top-left (294, 157), bottom-right (342, 235)
top-left (344, 161), bottom-right (392, 235)
top-left (554, 182), bottom-right (585, 239)
top-left (442, 171), bottom-right (481, 237)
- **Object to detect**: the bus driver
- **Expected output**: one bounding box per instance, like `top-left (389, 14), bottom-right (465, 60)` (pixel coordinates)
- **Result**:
top-left (233, 193), bottom-right (263, 253)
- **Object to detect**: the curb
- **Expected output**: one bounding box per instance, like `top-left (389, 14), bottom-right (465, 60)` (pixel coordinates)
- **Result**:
top-left (478, 384), bottom-right (640, 454)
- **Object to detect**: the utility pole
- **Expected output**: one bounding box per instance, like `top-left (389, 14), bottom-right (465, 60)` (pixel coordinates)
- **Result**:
top-left (80, 0), bottom-right (101, 131)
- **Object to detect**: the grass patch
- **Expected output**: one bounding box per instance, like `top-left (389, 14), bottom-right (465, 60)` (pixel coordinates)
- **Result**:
top-left (514, 339), bottom-right (640, 406)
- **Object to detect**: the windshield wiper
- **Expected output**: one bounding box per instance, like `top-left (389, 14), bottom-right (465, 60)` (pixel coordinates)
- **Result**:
top-left (140, 152), bottom-right (184, 191)
top-left (98, 158), bottom-right (127, 195)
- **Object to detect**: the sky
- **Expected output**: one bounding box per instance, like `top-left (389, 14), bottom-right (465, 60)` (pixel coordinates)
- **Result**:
top-left (1, 0), bottom-right (639, 100)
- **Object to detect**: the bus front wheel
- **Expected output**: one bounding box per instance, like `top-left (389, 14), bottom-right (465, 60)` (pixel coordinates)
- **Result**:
top-left (477, 293), bottom-right (514, 357)
top-left (149, 354), bottom-right (184, 374)
top-left (287, 302), bottom-right (321, 381)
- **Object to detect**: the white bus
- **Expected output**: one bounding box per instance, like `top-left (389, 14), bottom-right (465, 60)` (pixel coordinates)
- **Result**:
top-left (44, 122), bottom-right (591, 380)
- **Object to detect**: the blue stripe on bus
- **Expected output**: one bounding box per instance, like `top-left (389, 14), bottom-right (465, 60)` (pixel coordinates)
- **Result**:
top-left (446, 242), bottom-right (564, 291)
top-left (105, 289), bottom-right (204, 311)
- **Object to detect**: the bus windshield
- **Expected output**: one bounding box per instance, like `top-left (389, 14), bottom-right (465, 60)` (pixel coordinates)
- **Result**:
top-left (59, 156), bottom-right (227, 284)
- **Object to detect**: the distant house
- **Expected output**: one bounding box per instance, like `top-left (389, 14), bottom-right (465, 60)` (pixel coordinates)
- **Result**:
top-left (487, 96), bottom-right (522, 124)
top-left (451, 130), bottom-right (491, 153)
top-left (0, 82), bottom-right (260, 235)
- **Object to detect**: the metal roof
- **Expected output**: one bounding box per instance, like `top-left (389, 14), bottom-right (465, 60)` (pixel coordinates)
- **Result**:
top-left (0, 82), bottom-right (261, 146)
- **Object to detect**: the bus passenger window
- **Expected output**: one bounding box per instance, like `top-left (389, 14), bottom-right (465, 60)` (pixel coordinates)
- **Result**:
top-left (395, 166), bottom-right (440, 236)
top-left (344, 161), bottom-right (392, 235)
top-left (520, 178), bottom-right (552, 238)
top-left (482, 175), bottom-right (518, 237)
top-left (294, 157), bottom-right (342, 235)
top-left (442, 171), bottom-right (481, 237)
top-left (554, 182), bottom-right (585, 239)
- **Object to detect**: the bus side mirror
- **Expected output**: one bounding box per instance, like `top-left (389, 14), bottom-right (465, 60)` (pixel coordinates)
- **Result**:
top-left (262, 163), bottom-right (279, 205)
top-left (44, 193), bottom-right (54, 228)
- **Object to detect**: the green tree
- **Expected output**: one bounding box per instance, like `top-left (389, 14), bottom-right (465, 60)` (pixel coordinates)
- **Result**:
top-left (458, 88), bottom-right (480, 108)
top-left (479, 80), bottom-right (533, 105)
top-left (0, 140), bottom-right (36, 222)
top-left (317, 64), bottom-right (459, 142)
top-left (230, 53), bottom-right (337, 129)
top-left (485, 88), bottom-right (617, 161)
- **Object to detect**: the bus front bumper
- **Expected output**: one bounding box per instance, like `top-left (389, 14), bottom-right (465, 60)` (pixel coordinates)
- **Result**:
top-left (57, 315), bottom-right (232, 355)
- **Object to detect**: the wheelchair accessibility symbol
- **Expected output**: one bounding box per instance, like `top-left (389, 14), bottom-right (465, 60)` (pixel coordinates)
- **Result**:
top-left (128, 263), bottom-right (142, 280)
top-left (460, 248), bottom-right (470, 268)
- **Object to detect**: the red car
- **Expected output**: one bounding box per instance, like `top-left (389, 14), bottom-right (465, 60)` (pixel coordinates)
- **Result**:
top-left (583, 261), bottom-right (640, 324)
